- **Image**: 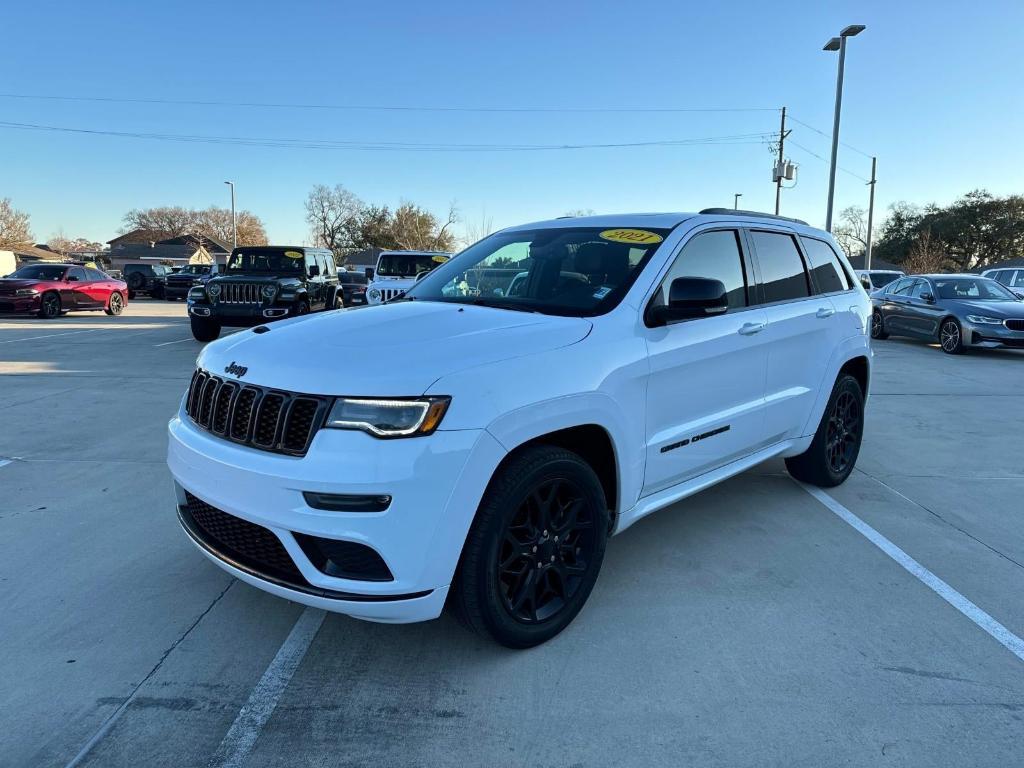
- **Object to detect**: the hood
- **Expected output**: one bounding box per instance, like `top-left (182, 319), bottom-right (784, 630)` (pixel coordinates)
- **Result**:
top-left (0, 278), bottom-right (46, 289)
top-left (210, 274), bottom-right (299, 283)
top-left (948, 299), bottom-right (1024, 317)
top-left (198, 301), bottom-right (592, 395)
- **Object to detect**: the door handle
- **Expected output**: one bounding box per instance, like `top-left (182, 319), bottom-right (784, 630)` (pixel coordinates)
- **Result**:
top-left (738, 322), bottom-right (766, 336)
top-left (816, 307), bottom-right (835, 318)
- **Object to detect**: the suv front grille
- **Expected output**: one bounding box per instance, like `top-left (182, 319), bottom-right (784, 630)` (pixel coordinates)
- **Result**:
top-left (1004, 319), bottom-right (1024, 332)
top-left (185, 369), bottom-right (328, 456)
top-left (219, 282), bottom-right (263, 304)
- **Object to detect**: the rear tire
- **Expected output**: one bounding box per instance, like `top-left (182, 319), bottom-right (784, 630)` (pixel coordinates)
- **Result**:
top-left (939, 318), bottom-right (965, 354)
top-left (870, 311), bottom-right (889, 340)
top-left (785, 374), bottom-right (864, 487)
top-left (38, 292), bottom-right (61, 319)
top-left (451, 445), bottom-right (608, 648)
top-left (190, 316), bottom-right (221, 342)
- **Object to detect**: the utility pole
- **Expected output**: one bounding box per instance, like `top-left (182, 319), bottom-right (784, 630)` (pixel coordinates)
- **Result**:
top-left (224, 181), bottom-right (237, 251)
top-left (734, 193), bottom-right (742, 210)
top-left (864, 156), bottom-right (877, 269)
top-left (775, 106), bottom-right (788, 215)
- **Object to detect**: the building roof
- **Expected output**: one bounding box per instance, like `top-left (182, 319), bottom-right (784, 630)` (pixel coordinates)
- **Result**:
top-left (158, 233), bottom-right (231, 252)
top-left (107, 229), bottom-right (156, 246)
top-left (12, 244), bottom-right (68, 262)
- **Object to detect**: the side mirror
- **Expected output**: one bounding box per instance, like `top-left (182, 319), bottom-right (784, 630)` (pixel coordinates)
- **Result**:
top-left (920, 292), bottom-right (935, 303)
top-left (648, 277), bottom-right (728, 326)
top-left (307, 265), bottom-right (320, 278)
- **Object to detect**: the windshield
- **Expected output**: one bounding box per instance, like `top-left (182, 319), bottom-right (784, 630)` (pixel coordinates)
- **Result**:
top-left (8, 264), bottom-right (68, 281)
top-left (376, 253), bottom-right (447, 278)
top-left (869, 271), bottom-right (901, 289)
top-left (406, 226), bottom-right (670, 316)
top-left (934, 277), bottom-right (1018, 301)
top-left (226, 248), bottom-right (305, 274)
top-left (178, 265), bottom-right (211, 276)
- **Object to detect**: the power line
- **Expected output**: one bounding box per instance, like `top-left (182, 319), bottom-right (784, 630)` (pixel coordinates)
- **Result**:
top-left (788, 140), bottom-right (870, 182)
top-left (0, 92), bottom-right (780, 114)
top-left (0, 120), bottom-right (778, 153)
top-left (787, 114), bottom-right (873, 159)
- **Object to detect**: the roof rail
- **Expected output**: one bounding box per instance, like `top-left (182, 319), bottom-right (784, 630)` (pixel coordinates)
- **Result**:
top-left (699, 208), bottom-right (809, 226)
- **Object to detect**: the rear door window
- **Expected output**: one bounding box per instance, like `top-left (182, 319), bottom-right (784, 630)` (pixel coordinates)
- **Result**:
top-left (750, 230), bottom-right (810, 303)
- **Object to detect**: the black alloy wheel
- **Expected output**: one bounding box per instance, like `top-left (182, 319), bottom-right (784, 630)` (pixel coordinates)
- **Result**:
top-left (940, 318), bottom-right (965, 354)
top-left (498, 477), bottom-right (596, 624)
top-left (451, 445), bottom-right (608, 648)
top-left (38, 292), bottom-right (61, 319)
top-left (105, 292), bottom-right (124, 316)
top-left (785, 374), bottom-right (865, 487)
top-left (825, 390), bottom-right (861, 475)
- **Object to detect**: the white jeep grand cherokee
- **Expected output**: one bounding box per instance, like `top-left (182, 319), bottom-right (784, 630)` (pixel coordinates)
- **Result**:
top-left (168, 210), bottom-right (871, 648)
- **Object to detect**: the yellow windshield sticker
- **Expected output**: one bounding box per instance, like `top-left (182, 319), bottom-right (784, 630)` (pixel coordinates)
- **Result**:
top-left (599, 228), bottom-right (663, 245)
top-left (284, 250), bottom-right (304, 259)
top-left (431, 254), bottom-right (450, 263)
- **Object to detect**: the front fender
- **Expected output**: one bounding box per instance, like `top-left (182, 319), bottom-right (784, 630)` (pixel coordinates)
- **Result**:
top-left (484, 392), bottom-right (641, 518)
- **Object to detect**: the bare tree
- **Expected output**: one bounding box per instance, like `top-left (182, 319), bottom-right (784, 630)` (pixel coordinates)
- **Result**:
top-left (461, 207), bottom-right (495, 247)
top-left (304, 184), bottom-right (364, 259)
top-left (195, 207), bottom-right (268, 246)
top-left (120, 206), bottom-right (267, 247)
top-left (0, 198), bottom-right (33, 247)
top-left (833, 206), bottom-right (870, 259)
top-left (903, 228), bottom-right (949, 274)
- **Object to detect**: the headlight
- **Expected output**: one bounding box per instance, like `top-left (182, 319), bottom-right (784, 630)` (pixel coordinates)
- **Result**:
top-left (15, 288), bottom-right (38, 296)
top-left (188, 286), bottom-right (206, 298)
top-left (966, 315), bottom-right (1003, 325)
top-left (368, 288), bottom-right (381, 301)
top-left (262, 284), bottom-right (277, 299)
top-left (325, 396), bottom-right (450, 438)
top-left (207, 283), bottom-right (221, 298)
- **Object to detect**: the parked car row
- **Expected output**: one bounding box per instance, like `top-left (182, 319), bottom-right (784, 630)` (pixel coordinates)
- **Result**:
top-left (870, 273), bottom-right (1024, 354)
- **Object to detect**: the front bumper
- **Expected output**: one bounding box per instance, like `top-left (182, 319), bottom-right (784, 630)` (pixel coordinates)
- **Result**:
top-left (188, 300), bottom-right (294, 325)
top-left (0, 295), bottom-right (41, 313)
top-left (167, 411), bottom-right (505, 622)
top-left (964, 320), bottom-right (1024, 349)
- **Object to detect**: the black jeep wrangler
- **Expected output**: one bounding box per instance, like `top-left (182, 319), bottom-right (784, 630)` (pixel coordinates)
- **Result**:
top-left (187, 246), bottom-right (342, 341)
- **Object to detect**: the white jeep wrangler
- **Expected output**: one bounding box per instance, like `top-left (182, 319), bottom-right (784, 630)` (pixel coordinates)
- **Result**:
top-left (168, 210), bottom-right (871, 648)
top-left (365, 250), bottom-right (451, 305)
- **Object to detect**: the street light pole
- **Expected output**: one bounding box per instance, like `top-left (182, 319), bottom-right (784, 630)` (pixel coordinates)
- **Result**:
top-left (734, 193), bottom-right (742, 210)
top-left (865, 156), bottom-right (877, 269)
top-left (224, 181), bottom-right (237, 251)
top-left (823, 24), bottom-right (865, 233)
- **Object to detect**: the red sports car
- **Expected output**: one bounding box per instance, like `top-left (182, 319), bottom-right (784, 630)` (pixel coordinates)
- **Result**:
top-left (0, 263), bottom-right (128, 318)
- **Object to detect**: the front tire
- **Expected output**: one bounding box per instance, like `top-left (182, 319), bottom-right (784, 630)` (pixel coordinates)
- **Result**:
top-left (940, 318), bottom-right (965, 354)
top-left (38, 292), bottom-right (61, 319)
top-left (104, 292), bottom-right (124, 316)
top-left (451, 445), bottom-right (609, 648)
top-left (190, 316), bottom-right (221, 342)
top-left (294, 299), bottom-right (310, 317)
top-left (785, 374), bottom-right (864, 487)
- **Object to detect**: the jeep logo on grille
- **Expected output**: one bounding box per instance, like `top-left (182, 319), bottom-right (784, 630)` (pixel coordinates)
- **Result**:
top-left (224, 361), bottom-right (248, 378)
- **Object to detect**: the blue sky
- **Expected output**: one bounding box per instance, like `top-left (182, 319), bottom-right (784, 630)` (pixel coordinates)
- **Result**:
top-left (3, 0), bottom-right (1022, 245)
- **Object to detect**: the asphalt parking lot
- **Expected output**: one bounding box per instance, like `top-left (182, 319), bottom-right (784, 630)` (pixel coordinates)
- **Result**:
top-left (2, 300), bottom-right (1024, 768)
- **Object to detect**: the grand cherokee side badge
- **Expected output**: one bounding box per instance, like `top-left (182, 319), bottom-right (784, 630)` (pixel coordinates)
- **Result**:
top-left (224, 362), bottom-right (248, 378)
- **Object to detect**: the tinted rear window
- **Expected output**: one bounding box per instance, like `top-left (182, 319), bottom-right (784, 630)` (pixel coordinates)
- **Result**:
top-left (751, 231), bottom-right (810, 303)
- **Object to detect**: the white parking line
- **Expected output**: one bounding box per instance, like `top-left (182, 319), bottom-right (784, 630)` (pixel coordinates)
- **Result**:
top-left (208, 607), bottom-right (326, 767)
top-left (0, 329), bottom-right (98, 344)
top-left (799, 482), bottom-right (1024, 663)
top-left (154, 338), bottom-right (195, 347)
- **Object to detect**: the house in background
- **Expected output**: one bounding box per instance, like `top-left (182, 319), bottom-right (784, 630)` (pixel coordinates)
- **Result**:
top-left (107, 231), bottom-right (230, 271)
